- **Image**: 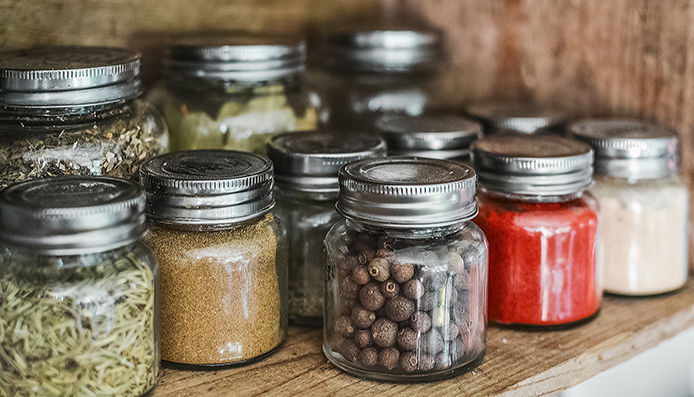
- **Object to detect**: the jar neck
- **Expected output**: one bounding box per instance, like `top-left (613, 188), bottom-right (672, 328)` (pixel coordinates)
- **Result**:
top-left (165, 73), bottom-right (302, 94)
top-left (0, 99), bottom-right (134, 132)
top-left (345, 218), bottom-right (467, 239)
top-left (479, 186), bottom-right (586, 203)
top-left (275, 185), bottom-right (338, 203)
top-left (148, 212), bottom-right (269, 232)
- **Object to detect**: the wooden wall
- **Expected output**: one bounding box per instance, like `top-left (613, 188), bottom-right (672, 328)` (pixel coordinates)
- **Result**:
top-left (2, 0), bottom-right (694, 260)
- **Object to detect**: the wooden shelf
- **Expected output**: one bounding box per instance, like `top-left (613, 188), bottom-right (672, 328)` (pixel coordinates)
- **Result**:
top-left (152, 279), bottom-right (694, 396)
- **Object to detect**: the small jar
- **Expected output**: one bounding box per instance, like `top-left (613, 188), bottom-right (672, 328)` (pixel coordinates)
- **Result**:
top-left (0, 176), bottom-right (160, 397)
top-left (465, 100), bottom-right (567, 135)
top-left (374, 113), bottom-right (482, 162)
top-left (267, 131), bottom-right (386, 326)
top-left (149, 34), bottom-right (318, 155)
top-left (0, 46), bottom-right (169, 188)
top-left (473, 134), bottom-right (600, 326)
top-left (314, 29), bottom-right (445, 131)
top-left (323, 158), bottom-right (488, 381)
top-left (141, 150), bottom-right (287, 366)
top-left (570, 119), bottom-right (689, 295)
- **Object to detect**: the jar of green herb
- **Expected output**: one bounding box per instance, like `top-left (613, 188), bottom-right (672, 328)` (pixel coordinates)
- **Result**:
top-left (0, 176), bottom-right (160, 397)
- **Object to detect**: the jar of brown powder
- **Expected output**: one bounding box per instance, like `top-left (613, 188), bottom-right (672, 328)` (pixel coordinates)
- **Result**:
top-left (141, 149), bottom-right (287, 366)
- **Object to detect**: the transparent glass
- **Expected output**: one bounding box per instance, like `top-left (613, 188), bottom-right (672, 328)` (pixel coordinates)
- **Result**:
top-left (0, 241), bottom-right (160, 397)
top-left (149, 76), bottom-right (319, 155)
top-left (322, 219), bottom-right (488, 381)
top-left (475, 189), bottom-right (601, 326)
top-left (591, 175), bottom-right (689, 295)
top-left (144, 213), bottom-right (288, 366)
top-left (274, 187), bottom-right (342, 327)
top-left (0, 99), bottom-right (169, 188)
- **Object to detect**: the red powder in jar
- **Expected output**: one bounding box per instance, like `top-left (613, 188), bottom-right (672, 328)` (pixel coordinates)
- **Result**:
top-left (475, 192), bottom-right (600, 326)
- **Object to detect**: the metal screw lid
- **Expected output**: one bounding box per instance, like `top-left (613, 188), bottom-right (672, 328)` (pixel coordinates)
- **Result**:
top-left (0, 176), bottom-right (145, 255)
top-left (465, 100), bottom-right (567, 134)
top-left (267, 131), bottom-right (386, 193)
top-left (165, 33), bottom-right (306, 82)
top-left (0, 46), bottom-right (142, 108)
top-left (472, 134), bottom-right (594, 196)
top-left (568, 118), bottom-right (679, 179)
top-left (140, 150), bottom-right (274, 225)
top-left (321, 28), bottom-right (444, 73)
top-left (337, 157), bottom-right (477, 228)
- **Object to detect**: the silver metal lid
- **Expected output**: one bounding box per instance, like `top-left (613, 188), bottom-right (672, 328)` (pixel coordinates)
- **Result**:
top-left (337, 157), bottom-right (477, 228)
top-left (569, 118), bottom-right (679, 179)
top-left (465, 100), bottom-right (567, 134)
top-left (0, 176), bottom-right (145, 255)
top-left (140, 150), bottom-right (274, 225)
top-left (165, 33), bottom-right (306, 82)
top-left (375, 114), bottom-right (482, 153)
top-left (322, 29), bottom-right (443, 73)
top-left (267, 131), bottom-right (386, 193)
top-left (472, 134), bottom-right (594, 195)
top-left (0, 46), bottom-right (142, 108)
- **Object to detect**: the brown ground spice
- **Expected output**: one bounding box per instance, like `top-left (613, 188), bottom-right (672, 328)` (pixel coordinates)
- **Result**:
top-left (145, 213), bottom-right (283, 365)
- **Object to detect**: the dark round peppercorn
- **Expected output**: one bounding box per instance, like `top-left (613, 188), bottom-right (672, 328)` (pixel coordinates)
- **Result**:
top-left (403, 279), bottom-right (425, 300)
top-left (359, 282), bottom-right (385, 311)
top-left (359, 347), bottom-right (379, 367)
top-left (351, 305), bottom-right (376, 329)
top-left (434, 352), bottom-right (451, 370)
top-left (340, 276), bottom-right (360, 300)
top-left (422, 329), bottom-right (444, 354)
top-left (371, 318), bottom-right (398, 348)
top-left (354, 329), bottom-right (372, 348)
top-left (368, 258), bottom-right (390, 282)
top-left (335, 315), bottom-right (355, 337)
top-left (442, 322), bottom-right (459, 341)
top-left (342, 339), bottom-right (360, 362)
top-left (418, 354), bottom-right (435, 371)
top-left (447, 252), bottom-right (465, 274)
top-left (396, 328), bottom-right (419, 351)
top-left (352, 265), bottom-right (371, 285)
top-left (390, 262), bottom-right (414, 283)
top-left (378, 347), bottom-right (400, 370)
top-left (453, 271), bottom-right (471, 290)
top-left (385, 296), bottom-right (415, 322)
top-left (417, 291), bottom-right (437, 311)
top-left (380, 279), bottom-right (400, 299)
top-left (399, 351), bottom-right (418, 372)
top-left (410, 311), bottom-right (432, 333)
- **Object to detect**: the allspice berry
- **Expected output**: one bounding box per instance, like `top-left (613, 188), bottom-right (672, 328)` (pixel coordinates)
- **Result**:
top-left (359, 347), bottom-right (379, 367)
top-left (351, 305), bottom-right (376, 329)
top-left (377, 248), bottom-right (393, 258)
top-left (390, 262), bottom-right (414, 283)
top-left (422, 270), bottom-right (446, 291)
top-left (453, 271), bottom-right (470, 290)
top-left (340, 276), bottom-right (359, 300)
top-left (352, 265), bottom-right (371, 285)
top-left (329, 334), bottom-right (346, 355)
top-left (447, 252), bottom-right (465, 274)
top-left (359, 249), bottom-right (377, 265)
top-left (378, 347), bottom-right (400, 370)
top-left (337, 255), bottom-right (359, 276)
top-left (396, 328), bottom-right (419, 351)
top-left (442, 322), bottom-right (459, 341)
top-left (410, 311), bottom-right (432, 333)
top-left (335, 315), bottom-right (355, 337)
top-left (371, 318), bottom-right (398, 348)
top-left (422, 329), bottom-right (444, 355)
top-left (342, 339), bottom-right (360, 362)
top-left (380, 279), bottom-right (400, 299)
top-left (418, 354), bottom-right (435, 371)
top-left (417, 291), bottom-right (437, 311)
top-left (452, 339), bottom-right (466, 359)
top-left (434, 352), bottom-right (451, 370)
top-left (385, 296), bottom-right (415, 322)
top-left (418, 250), bottom-right (439, 265)
top-left (354, 329), bottom-right (372, 348)
top-left (399, 351), bottom-right (418, 372)
top-left (403, 279), bottom-right (424, 300)
top-left (359, 282), bottom-right (385, 311)
top-left (452, 304), bottom-right (469, 326)
top-left (368, 257), bottom-right (390, 282)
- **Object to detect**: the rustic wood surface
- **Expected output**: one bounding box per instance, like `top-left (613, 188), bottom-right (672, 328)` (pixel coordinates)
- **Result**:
top-left (151, 279), bottom-right (694, 396)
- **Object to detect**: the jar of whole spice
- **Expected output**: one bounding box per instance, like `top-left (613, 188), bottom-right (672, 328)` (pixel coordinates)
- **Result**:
top-left (149, 33), bottom-right (318, 155)
top-left (472, 134), bottom-right (600, 326)
top-left (323, 158), bottom-right (488, 381)
top-left (570, 119), bottom-right (689, 296)
top-left (0, 176), bottom-right (159, 397)
top-left (374, 113), bottom-right (482, 162)
top-left (141, 150), bottom-right (287, 366)
top-left (465, 100), bottom-right (567, 135)
top-left (0, 46), bottom-right (169, 188)
top-left (267, 131), bottom-right (386, 326)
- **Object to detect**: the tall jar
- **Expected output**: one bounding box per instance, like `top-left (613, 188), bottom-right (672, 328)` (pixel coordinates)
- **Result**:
top-left (267, 131), bottom-right (386, 326)
top-left (323, 158), bottom-right (488, 381)
top-left (0, 176), bottom-right (159, 397)
top-left (374, 113), bottom-right (482, 162)
top-left (0, 46), bottom-right (169, 188)
top-left (472, 134), bottom-right (600, 326)
top-left (141, 150), bottom-right (287, 366)
top-left (149, 34), bottom-right (318, 155)
top-left (465, 100), bottom-right (567, 135)
top-left (313, 29), bottom-right (445, 131)
top-left (570, 119), bottom-right (689, 295)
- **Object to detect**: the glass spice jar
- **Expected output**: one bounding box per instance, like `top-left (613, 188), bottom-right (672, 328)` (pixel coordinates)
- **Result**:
top-left (0, 46), bottom-right (169, 188)
top-left (313, 28), bottom-right (445, 131)
top-left (323, 157), bottom-right (488, 381)
top-left (570, 119), bottom-right (689, 296)
top-left (141, 150), bottom-right (287, 366)
top-left (0, 176), bottom-right (159, 397)
top-left (149, 33), bottom-right (319, 155)
top-left (267, 131), bottom-right (386, 327)
top-left (472, 134), bottom-right (600, 326)
top-left (465, 100), bottom-right (567, 135)
top-left (374, 113), bottom-right (482, 162)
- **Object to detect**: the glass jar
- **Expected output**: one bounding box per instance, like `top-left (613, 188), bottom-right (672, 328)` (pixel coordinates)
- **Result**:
top-left (149, 34), bottom-right (318, 155)
top-left (141, 150), bottom-right (287, 366)
top-left (570, 119), bottom-right (689, 295)
top-left (323, 158), bottom-right (488, 381)
top-left (267, 131), bottom-right (386, 326)
top-left (374, 113), bottom-right (482, 162)
top-left (313, 29), bottom-right (445, 131)
top-left (465, 100), bottom-right (567, 135)
top-left (0, 176), bottom-right (159, 397)
top-left (473, 134), bottom-right (600, 326)
top-left (0, 46), bottom-right (169, 188)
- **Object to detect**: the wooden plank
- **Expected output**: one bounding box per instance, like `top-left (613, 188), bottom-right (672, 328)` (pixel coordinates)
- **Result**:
top-left (152, 279), bottom-right (694, 396)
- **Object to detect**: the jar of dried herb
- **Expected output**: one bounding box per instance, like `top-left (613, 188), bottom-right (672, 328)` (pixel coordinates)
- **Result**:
top-left (0, 176), bottom-right (159, 397)
top-left (0, 46), bottom-right (169, 188)
top-left (141, 150), bottom-right (287, 366)
top-left (323, 158), bottom-right (488, 381)
top-left (267, 131), bottom-right (386, 327)
top-left (149, 33), bottom-right (318, 155)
